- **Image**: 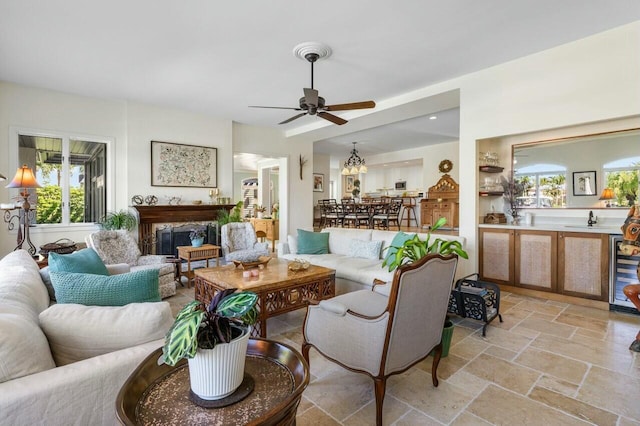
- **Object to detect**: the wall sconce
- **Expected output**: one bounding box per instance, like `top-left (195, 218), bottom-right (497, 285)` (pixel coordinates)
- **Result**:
top-left (4, 164), bottom-right (42, 255)
top-left (599, 187), bottom-right (615, 208)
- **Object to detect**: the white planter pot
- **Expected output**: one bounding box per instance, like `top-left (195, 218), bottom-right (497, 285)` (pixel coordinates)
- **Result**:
top-left (187, 326), bottom-right (250, 400)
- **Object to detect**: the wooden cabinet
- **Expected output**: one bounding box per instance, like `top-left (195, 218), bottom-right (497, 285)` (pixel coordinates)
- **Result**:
top-left (479, 227), bottom-right (609, 301)
top-left (479, 228), bottom-right (514, 285)
top-left (558, 232), bottom-right (608, 300)
top-left (249, 218), bottom-right (279, 252)
top-left (421, 174), bottom-right (459, 229)
top-left (515, 229), bottom-right (557, 293)
top-left (421, 199), bottom-right (460, 229)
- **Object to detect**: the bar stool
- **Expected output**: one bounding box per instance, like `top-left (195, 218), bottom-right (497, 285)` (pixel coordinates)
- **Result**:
top-left (400, 197), bottom-right (418, 228)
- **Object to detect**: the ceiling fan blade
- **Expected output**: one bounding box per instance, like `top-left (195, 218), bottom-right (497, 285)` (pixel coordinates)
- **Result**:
top-left (303, 88), bottom-right (318, 106)
top-left (279, 112), bottom-right (307, 125)
top-left (249, 105), bottom-right (303, 110)
top-left (325, 100), bottom-right (376, 111)
top-left (318, 112), bottom-right (347, 125)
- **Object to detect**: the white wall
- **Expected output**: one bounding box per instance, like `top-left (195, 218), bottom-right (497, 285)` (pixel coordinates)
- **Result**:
top-left (0, 82), bottom-right (127, 255)
top-left (126, 102), bottom-right (233, 205)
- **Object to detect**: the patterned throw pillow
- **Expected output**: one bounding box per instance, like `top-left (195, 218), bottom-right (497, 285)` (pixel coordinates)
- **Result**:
top-left (48, 249), bottom-right (109, 276)
top-left (349, 239), bottom-right (383, 260)
top-left (297, 229), bottom-right (329, 254)
top-left (50, 269), bottom-right (160, 306)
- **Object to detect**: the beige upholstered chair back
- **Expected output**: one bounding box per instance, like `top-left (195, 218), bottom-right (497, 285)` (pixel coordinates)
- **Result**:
top-left (86, 230), bottom-right (141, 266)
top-left (384, 255), bottom-right (457, 375)
top-left (220, 222), bottom-right (259, 254)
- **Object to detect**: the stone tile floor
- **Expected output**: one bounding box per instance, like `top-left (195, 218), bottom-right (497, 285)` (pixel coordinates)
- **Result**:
top-left (167, 286), bottom-right (640, 425)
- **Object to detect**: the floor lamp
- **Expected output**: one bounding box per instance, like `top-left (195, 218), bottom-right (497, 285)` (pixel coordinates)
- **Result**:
top-left (4, 164), bottom-right (41, 255)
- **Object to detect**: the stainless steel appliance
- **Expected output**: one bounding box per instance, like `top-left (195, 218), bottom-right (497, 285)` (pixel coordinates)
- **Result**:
top-left (610, 234), bottom-right (640, 311)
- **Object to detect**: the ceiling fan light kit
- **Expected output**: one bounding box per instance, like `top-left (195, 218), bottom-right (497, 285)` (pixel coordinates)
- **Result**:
top-left (250, 42), bottom-right (375, 126)
top-left (341, 142), bottom-right (367, 175)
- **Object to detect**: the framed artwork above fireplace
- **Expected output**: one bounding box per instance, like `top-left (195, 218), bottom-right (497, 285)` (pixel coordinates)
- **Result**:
top-left (151, 140), bottom-right (217, 187)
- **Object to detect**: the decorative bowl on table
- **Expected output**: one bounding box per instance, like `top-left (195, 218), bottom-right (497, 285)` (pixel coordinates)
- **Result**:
top-left (288, 259), bottom-right (310, 272)
top-left (232, 256), bottom-right (271, 269)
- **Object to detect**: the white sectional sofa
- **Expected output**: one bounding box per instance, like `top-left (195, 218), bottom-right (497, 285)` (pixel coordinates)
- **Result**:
top-left (278, 227), bottom-right (466, 294)
top-left (0, 250), bottom-right (173, 425)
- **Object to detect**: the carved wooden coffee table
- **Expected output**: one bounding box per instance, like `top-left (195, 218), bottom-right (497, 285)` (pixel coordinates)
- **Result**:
top-left (194, 258), bottom-right (335, 337)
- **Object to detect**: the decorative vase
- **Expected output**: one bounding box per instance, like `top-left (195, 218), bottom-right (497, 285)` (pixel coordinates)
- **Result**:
top-left (191, 237), bottom-right (204, 247)
top-left (187, 326), bottom-right (250, 400)
top-left (257, 212), bottom-right (264, 219)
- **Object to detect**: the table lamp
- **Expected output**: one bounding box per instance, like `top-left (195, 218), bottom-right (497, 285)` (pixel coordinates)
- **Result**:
top-left (5, 164), bottom-right (41, 255)
top-left (599, 188), bottom-right (615, 208)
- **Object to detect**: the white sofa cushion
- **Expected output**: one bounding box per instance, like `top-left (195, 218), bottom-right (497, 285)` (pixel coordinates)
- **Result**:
top-left (0, 313), bottom-right (56, 383)
top-left (0, 261), bottom-right (50, 319)
top-left (39, 302), bottom-right (173, 366)
top-left (322, 227), bottom-right (372, 256)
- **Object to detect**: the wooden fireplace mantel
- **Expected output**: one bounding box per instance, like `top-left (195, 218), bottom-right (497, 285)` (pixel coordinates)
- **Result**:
top-left (132, 204), bottom-right (234, 254)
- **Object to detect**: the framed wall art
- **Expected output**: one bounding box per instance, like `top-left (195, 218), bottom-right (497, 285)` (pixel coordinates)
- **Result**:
top-left (151, 141), bottom-right (217, 188)
top-left (572, 171), bottom-right (597, 196)
top-left (313, 173), bottom-right (324, 192)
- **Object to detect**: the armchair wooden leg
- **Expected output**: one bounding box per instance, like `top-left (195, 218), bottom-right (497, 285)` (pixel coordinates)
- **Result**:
top-left (373, 377), bottom-right (387, 426)
top-left (431, 343), bottom-right (442, 387)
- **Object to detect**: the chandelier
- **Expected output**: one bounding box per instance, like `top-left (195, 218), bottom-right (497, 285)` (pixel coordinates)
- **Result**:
top-left (341, 142), bottom-right (367, 175)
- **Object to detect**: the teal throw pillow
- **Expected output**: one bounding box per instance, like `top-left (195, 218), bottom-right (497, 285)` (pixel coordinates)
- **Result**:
top-left (383, 232), bottom-right (413, 268)
top-left (48, 249), bottom-right (109, 276)
top-left (49, 269), bottom-right (160, 306)
top-left (297, 229), bottom-right (329, 255)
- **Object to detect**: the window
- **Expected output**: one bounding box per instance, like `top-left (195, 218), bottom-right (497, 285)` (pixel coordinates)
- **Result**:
top-left (16, 130), bottom-right (108, 226)
top-left (604, 156), bottom-right (640, 207)
top-left (515, 164), bottom-right (566, 208)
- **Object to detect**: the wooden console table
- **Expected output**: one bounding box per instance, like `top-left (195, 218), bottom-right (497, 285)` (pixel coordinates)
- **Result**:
top-left (132, 204), bottom-right (234, 255)
top-left (249, 218), bottom-right (279, 252)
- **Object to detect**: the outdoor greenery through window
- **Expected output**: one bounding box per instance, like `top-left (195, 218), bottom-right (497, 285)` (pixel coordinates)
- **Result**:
top-left (515, 164), bottom-right (567, 208)
top-left (604, 157), bottom-right (640, 207)
top-left (18, 133), bottom-right (107, 225)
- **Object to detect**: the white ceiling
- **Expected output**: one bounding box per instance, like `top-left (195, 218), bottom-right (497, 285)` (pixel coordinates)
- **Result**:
top-left (2, 1), bottom-right (639, 163)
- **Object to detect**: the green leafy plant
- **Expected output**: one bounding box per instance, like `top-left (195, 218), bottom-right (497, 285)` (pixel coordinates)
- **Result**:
top-left (217, 201), bottom-right (244, 225)
top-left (382, 217), bottom-right (468, 272)
top-left (162, 289), bottom-right (258, 366)
top-left (99, 210), bottom-right (137, 231)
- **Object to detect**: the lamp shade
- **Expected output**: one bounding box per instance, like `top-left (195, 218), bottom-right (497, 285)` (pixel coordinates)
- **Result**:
top-left (5, 164), bottom-right (41, 189)
top-left (599, 188), bottom-right (615, 200)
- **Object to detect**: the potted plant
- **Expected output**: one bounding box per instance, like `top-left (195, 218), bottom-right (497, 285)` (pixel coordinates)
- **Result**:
top-left (381, 217), bottom-right (468, 358)
top-left (161, 289), bottom-right (258, 401)
top-left (254, 204), bottom-right (266, 219)
top-left (189, 227), bottom-right (207, 247)
top-left (382, 217), bottom-right (468, 272)
top-left (218, 201), bottom-right (244, 225)
top-left (99, 209), bottom-right (137, 231)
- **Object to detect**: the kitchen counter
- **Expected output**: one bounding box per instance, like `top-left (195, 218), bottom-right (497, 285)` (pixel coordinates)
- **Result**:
top-left (478, 223), bottom-right (622, 234)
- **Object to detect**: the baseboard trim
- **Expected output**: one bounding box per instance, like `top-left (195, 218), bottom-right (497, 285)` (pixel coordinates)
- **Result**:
top-left (497, 284), bottom-right (610, 311)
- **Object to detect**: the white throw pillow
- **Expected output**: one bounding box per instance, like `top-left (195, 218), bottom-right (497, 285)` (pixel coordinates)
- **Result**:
top-left (0, 313), bottom-right (55, 383)
top-left (39, 302), bottom-right (173, 366)
top-left (287, 234), bottom-right (298, 254)
top-left (349, 239), bottom-right (383, 260)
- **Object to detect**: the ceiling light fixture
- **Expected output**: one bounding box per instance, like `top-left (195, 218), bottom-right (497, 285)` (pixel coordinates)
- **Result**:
top-left (429, 116), bottom-right (437, 120)
top-left (341, 142), bottom-right (367, 175)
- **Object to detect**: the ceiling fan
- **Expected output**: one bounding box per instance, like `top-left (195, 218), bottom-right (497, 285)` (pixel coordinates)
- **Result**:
top-left (250, 44), bottom-right (375, 125)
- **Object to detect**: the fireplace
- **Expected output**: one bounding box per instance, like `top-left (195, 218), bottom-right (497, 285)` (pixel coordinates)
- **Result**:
top-left (132, 204), bottom-right (234, 255)
top-left (155, 223), bottom-right (220, 257)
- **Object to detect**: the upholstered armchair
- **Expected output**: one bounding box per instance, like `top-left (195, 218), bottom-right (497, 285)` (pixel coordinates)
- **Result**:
top-left (302, 254), bottom-right (458, 426)
top-left (86, 230), bottom-right (176, 298)
top-left (220, 222), bottom-right (270, 262)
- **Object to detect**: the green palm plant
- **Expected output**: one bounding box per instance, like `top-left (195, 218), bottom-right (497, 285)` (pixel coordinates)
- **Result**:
top-left (161, 289), bottom-right (258, 366)
top-left (382, 217), bottom-right (468, 272)
top-left (99, 210), bottom-right (137, 231)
